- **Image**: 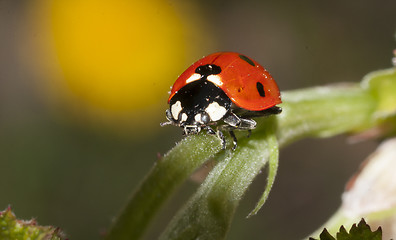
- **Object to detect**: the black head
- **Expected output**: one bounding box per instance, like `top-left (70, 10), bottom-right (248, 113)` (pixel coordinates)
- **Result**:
top-left (167, 78), bottom-right (232, 135)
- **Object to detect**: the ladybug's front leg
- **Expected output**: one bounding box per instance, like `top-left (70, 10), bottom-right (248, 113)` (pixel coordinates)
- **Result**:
top-left (204, 126), bottom-right (226, 149)
top-left (160, 109), bottom-right (177, 127)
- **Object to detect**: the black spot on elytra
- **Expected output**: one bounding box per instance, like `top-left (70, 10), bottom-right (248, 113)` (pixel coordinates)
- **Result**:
top-left (239, 55), bottom-right (255, 66)
top-left (256, 82), bottom-right (265, 97)
top-left (195, 64), bottom-right (222, 76)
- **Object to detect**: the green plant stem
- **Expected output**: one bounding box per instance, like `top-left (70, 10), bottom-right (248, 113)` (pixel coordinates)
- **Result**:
top-left (158, 84), bottom-right (377, 240)
top-left (105, 134), bottom-right (222, 240)
top-left (275, 84), bottom-right (376, 146)
top-left (106, 68), bottom-right (395, 240)
top-left (159, 118), bottom-right (278, 240)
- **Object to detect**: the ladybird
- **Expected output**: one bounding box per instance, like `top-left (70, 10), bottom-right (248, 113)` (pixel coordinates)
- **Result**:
top-left (161, 52), bottom-right (282, 149)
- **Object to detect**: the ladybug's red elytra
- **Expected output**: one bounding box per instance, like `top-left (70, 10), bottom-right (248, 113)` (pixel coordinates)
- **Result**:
top-left (161, 52), bottom-right (282, 149)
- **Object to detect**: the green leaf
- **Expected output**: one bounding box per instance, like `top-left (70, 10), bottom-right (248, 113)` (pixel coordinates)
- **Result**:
top-left (309, 219), bottom-right (382, 240)
top-left (309, 229), bottom-right (336, 240)
top-left (247, 129), bottom-right (279, 217)
top-left (362, 68), bottom-right (396, 118)
top-left (159, 118), bottom-right (279, 240)
top-left (0, 207), bottom-right (65, 240)
top-left (106, 67), bottom-right (396, 240)
top-left (105, 134), bottom-right (223, 240)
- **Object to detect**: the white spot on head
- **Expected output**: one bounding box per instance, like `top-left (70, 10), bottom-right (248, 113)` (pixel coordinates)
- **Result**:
top-left (171, 101), bottom-right (182, 120)
top-left (181, 113), bottom-right (188, 122)
top-left (205, 102), bottom-right (227, 121)
top-left (207, 74), bottom-right (223, 87)
top-left (185, 73), bottom-right (202, 84)
top-left (194, 113), bottom-right (202, 123)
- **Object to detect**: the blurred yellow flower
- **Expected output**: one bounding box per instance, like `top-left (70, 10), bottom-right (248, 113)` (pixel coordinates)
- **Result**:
top-left (51, 0), bottom-right (186, 111)
top-left (26, 0), bottom-right (211, 133)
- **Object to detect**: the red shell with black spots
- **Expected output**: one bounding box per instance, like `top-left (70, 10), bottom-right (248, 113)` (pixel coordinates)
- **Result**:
top-left (168, 52), bottom-right (281, 111)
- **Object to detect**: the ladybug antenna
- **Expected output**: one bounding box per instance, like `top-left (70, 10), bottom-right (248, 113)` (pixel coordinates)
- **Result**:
top-left (160, 121), bottom-right (172, 127)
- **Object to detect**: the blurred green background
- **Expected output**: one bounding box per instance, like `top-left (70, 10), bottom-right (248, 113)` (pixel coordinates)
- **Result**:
top-left (1, 0), bottom-right (395, 239)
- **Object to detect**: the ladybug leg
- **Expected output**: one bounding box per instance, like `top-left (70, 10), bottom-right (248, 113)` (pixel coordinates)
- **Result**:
top-left (204, 126), bottom-right (226, 149)
top-left (229, 131), bottom-right (238, 150)
top-left (239, 118), bottom-right (256, 129)
top-left (247, 130), bottom-right (252, 138)
top-left (160, 109), bottom-right (176, 126)
top-left (223, 112), bottom-right (257, 130)
top-left (217, 130), bottom-right (226, 149)
top-left (222, 112), bottom-right (241, 128)
top-left (204, 126), bottom-right (216, 135)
